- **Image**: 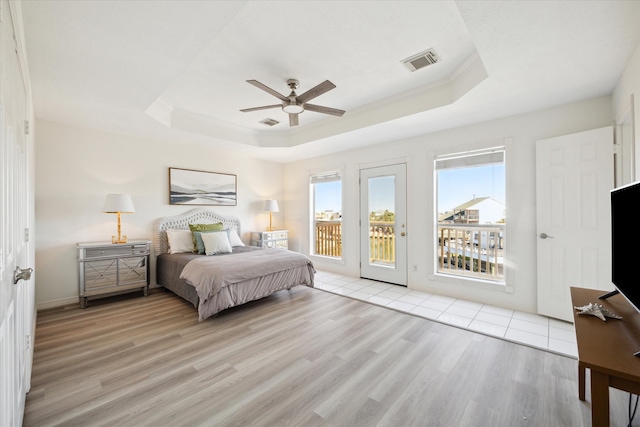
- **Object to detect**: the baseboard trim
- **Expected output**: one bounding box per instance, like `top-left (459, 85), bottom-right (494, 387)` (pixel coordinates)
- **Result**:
top-left (36, 285), bottom-right (160, 311)
top-left (37, 297), bottom-right (79, 311)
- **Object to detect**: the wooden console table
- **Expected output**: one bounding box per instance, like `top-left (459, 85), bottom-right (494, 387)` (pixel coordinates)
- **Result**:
top-left (571, 286), bottom-right (640, 426)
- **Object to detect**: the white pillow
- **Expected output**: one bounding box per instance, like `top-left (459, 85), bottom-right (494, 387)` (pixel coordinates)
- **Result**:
top-left (166, 229), bottom-right (194, 254)
top-left (202, 231), bottom-right (233, 255)
top-left (227, 228), bottom-right (245, 247)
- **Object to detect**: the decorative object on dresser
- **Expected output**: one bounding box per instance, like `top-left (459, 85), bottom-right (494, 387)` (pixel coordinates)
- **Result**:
top-left (154, 209), bottom-right (313, 321)
top-left (263, 199), bottom-right (279, 231)
top-left (102, 193), bottom-right (135, 244)
top-left (77, 240), bottom-right (150, 308)
top-left (169, 167), bottom-right (237, 206)
top-left (250, 230), bottom-right (288, 249)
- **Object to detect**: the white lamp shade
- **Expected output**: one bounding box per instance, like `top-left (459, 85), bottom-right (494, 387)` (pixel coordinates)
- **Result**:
top-left (102, 194), bottom-right (135, 213)
top-left (263, 199), bottom-right (279, 212)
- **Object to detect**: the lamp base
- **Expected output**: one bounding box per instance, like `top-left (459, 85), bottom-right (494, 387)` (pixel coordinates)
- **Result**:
top-left (267, 212), bottom-right (275, 232)
top-left (112, 235), bottom-right (128, 244)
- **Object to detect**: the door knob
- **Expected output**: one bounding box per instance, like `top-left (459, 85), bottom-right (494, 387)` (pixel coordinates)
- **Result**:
top-left (539, 233), bottom-right (554, 239)
top-left (401, 232), bottom-right (406, 237)
top-left (14, 266), bottom-right (33, 284)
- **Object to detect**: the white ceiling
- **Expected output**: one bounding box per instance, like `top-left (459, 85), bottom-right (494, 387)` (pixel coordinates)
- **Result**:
top-left (20, 1), bottom-right (640, 163)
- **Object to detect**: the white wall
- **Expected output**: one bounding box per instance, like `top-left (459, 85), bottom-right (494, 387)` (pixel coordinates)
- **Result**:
top-left (283, 96), bottom-right (612, 314)
top-left (612, 39), bottom-right (640, 177)
top-left (34, 119), bottom-right (284, 307)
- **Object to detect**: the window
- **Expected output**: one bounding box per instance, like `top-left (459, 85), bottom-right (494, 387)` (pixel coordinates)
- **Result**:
top-left (310, 171), bottom-right (342, 258)
top-left (435, 148), bottom-right (505, 283)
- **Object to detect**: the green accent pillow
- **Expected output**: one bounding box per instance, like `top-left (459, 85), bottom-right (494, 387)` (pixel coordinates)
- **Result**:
top-left (189, 222), bottom-right (224, 251)
top-left (193, 229), bottom-right (230, 255)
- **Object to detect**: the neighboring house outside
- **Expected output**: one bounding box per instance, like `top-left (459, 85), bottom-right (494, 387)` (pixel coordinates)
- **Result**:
top-left (316, 210), bottom-right (342, 221)
top-left (439, 197), bottom-right (505, 224)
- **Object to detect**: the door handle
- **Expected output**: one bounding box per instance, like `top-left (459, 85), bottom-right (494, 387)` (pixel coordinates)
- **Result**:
top-left (400, 232), bottom-right (406, 237)
top-left (539, 233), bottom-right (554, 239)
top-left (14, 266), bottom-right (33, 284)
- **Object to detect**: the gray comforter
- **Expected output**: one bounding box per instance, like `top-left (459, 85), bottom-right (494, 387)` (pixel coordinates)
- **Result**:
top-left (179, 248), bottom-right (315, 318)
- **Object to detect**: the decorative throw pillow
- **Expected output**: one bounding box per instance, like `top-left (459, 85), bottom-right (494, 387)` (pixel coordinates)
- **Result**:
top-left (227, 228), bottom-right (245, 247)
top-left (193, 229), bottom-right (230, 255)
top-left (189, 222), bottom-right (224, 251)
top-left (201, 230), bottom-right (233, 255)
top-left (166, 229), bottom-right (194, 254)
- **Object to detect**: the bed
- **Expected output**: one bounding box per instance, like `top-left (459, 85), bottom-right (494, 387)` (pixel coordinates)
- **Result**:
top-left (154, 208), bottom-right (315, 321)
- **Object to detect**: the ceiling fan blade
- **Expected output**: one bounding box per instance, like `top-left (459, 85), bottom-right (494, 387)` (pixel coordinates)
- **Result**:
top-left (296, 80), bottom-right (336, 103)
top-left (289, 113), bottom-right (299, 127)
top-left (304, 103), bottom-right (345, 117)
top-left (240, 104), bottom-right (281, 113)
top-left (246, 80), bottom-right (288, 102)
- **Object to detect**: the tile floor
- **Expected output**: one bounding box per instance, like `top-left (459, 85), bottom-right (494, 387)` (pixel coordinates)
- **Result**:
top-left (314, 270), bottom-right (578, 358)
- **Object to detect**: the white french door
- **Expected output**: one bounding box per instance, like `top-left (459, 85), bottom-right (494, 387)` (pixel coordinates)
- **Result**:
top-left (360, 164), bottom-right (407, 285)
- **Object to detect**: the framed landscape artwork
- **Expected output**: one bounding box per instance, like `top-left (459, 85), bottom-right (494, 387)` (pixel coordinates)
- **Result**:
top-left (169, 168), bottom-right (237, 206)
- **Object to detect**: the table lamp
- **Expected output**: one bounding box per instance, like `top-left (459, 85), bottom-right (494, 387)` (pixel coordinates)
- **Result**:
top-left (103, 193), bottom-right (135, 244)
top-left (263, 199), bottom-right (279, 231)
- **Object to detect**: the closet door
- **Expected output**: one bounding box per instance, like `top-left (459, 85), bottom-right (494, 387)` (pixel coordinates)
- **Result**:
top-left (536, 127), bottom-right (613, 321)
top-left (0, 1), bottom-right (34, 425)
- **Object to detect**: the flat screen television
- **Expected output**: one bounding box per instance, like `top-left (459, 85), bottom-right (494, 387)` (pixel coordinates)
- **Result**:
top-left (608, 180), bottom-right (640, 314)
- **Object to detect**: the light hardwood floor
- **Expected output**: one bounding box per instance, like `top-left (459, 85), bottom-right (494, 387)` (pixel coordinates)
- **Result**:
top-left (24, 286), bottom-right (632, 426)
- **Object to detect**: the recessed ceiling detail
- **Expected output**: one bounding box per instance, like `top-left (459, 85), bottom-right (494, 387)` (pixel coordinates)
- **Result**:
top-left (402, 48), bottom-right (440, 72)
top-left (20, 1), bottom-right (640, 162)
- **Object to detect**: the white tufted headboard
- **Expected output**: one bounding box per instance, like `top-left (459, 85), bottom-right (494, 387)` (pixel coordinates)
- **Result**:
top-left (153, 208), bottom-right (241, 255)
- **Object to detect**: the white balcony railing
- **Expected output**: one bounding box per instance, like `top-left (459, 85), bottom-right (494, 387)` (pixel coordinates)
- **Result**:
top-left (314, 221), bottom-right (505, 283)
top-left (438, 223), bottom-right (504, 282)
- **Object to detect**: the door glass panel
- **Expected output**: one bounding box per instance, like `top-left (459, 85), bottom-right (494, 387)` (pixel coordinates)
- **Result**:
top-left (368, 175), bottom-right (396, 268)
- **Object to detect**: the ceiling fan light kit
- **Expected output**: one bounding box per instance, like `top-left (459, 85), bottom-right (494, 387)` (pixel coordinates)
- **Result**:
top-left (282, 103), bottom-right (304, 114)
top-left (241, 78), bottom-right (345, 127)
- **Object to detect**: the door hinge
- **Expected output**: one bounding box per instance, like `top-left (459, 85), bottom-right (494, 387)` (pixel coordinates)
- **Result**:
top-left (25, 335), bottom-right (31, 351)
top-left (25, 227), bottom-right (30, 242)
top-left (25, 120), bottom-right (30, 135)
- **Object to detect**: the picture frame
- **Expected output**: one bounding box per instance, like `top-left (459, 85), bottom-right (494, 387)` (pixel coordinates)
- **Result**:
top-left (169, 167), bottom-right (237, 206)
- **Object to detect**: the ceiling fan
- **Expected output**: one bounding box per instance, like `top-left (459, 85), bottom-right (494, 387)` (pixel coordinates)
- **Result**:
top-left (240, 79), bottom-right (345, 127)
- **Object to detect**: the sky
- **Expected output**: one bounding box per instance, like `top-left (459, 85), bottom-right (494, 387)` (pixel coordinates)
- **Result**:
top-left (315, 181), bottom-right (342, 213)
top-left (314, 163), bottom-right (505, 214)
top-left (437, 164), bottom-right (505, 212)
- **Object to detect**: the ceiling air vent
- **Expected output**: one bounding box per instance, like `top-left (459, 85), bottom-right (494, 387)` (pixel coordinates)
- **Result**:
top-left (402, 48), bottom-right (440, 72)
top-left (259, 118), bottom-right (280, 127)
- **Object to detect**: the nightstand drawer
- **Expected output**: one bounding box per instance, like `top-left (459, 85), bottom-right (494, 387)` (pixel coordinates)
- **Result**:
top-left (264, 240), bottom-right (288, 249)
top-left (84, 244), bottom-right (149, 259)
top-left (267, 231), bottom-right (288, 240)
top-left (83, 259), bottom-right (118, 289)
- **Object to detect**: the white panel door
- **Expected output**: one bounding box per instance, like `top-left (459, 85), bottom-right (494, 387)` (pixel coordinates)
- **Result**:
top-left (536, 127), bottom-right (613, 321)
top-left (1, 1), bottom-right (33, 425)
top-left (360, 164), bottom-right (407, 285)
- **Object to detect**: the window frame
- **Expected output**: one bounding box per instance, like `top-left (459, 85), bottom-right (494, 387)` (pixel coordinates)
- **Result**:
top-left (309, 170), bottom-right (344, 260)
top-left (428, 139), bottom-right (512, 292)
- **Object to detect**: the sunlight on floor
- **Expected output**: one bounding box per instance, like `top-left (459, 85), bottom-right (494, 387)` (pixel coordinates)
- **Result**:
top-left (314, 270), bottom-right (577, 358)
